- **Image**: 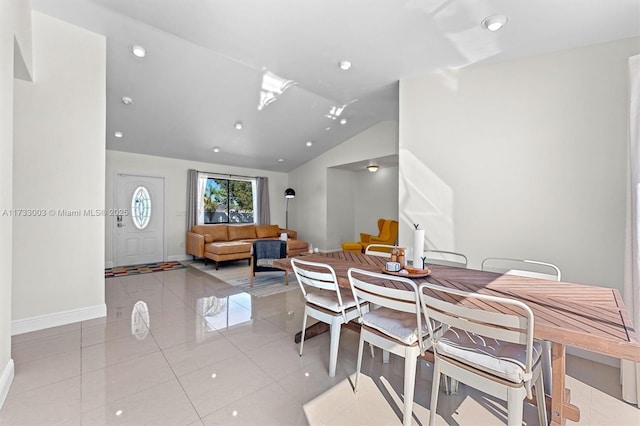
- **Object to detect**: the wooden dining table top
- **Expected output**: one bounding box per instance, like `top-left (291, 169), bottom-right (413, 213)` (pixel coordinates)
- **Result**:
top-left (274, 251), bottom-right (640, 363)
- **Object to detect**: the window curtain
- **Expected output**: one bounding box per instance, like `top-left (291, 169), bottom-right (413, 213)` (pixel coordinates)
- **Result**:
top-left (622, 53), bottom-right (640, 407)
top-left (197, 173), bottom-right (207, 225)
top-left (256, 176), bottom-right (270, 225)
top-left (186, 169), bottom-right (198, 230)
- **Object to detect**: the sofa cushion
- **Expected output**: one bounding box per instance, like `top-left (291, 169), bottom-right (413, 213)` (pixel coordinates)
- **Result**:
top-left (192, 225), bottom-right (228, 242)
top-left (255, 224), bottom-right (280, 238)
top-left (205, 241), bottom-right (252, 255)
top-left (228, 225), bottom-right (257, 241)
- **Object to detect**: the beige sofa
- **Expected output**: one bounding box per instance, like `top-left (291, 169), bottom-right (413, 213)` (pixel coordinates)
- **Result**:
top-left (186, 224), bottom-right (309, 269)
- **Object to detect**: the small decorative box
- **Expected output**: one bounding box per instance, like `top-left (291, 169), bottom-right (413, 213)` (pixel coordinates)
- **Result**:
top-left (385, 261), bottom-right (401, 272)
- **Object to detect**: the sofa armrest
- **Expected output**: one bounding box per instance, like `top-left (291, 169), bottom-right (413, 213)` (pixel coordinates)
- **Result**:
top-left (359, 233), bottom-right (372, 243)
top-left (279, 228), bottom-right (297, 240)
top-left (186, 231), bottom-right (205, 257)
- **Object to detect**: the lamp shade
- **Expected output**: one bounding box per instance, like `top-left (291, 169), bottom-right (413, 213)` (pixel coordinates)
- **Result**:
top-left (284, 188), bottom-right (296, 198)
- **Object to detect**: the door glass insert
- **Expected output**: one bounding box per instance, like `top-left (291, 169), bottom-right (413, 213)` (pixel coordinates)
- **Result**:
top-left (131, 186), bottom-right (151, 229)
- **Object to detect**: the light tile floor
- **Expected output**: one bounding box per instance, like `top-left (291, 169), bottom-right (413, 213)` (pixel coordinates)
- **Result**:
top-left (1, 264), bottom-right (639, 425)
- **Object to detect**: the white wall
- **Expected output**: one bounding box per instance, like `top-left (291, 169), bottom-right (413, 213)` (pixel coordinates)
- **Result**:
top-left (105, 150), bottom-right (289, 265)
top-left (399, 37), bottom-right (639, 289)
top-left (326, 168), bottom-right (355, 249)
top-left (12, 12), bottom-right (106, 330)
top-left (354, 166), bottom-right (399, 240)
top-left (325, 165), bottom-right (399, 249)
top-left (0, 0), bottom-right (32, 410)
top-left (289, 121), bottom-right (398, 250)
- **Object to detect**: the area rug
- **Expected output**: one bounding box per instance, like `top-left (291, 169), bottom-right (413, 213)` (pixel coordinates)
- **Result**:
top-left (182, 259), bottom-right (297, 298)
top-left (105, 261), bottom-right (186, 278)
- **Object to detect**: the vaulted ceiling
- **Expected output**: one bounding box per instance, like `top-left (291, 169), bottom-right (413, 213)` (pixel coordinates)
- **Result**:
top-left (33, 0), bottom-right (640, 172)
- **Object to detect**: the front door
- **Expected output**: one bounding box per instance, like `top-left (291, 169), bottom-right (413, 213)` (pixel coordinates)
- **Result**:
top-left (114, 174), bottom-right (165, 266)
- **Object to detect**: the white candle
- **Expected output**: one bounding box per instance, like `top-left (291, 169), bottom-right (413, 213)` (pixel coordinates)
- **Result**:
top-left (413, 229), bottom-right (424, 266)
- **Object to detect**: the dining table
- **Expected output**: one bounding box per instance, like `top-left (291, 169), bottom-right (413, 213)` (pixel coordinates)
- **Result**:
top-left (273, 251), bottom-right (640, 426)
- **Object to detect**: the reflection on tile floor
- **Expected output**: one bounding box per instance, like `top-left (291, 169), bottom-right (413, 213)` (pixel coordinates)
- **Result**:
top-left (2, 263), bottom-right (639, 425)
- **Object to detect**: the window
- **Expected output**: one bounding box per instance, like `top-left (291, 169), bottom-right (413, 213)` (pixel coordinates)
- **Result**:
top-left (131, 186), bottom-right (151, 229)
top-left (203, 177), bottom-right (255, 224)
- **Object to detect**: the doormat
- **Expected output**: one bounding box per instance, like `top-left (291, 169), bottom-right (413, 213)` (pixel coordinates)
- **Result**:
top-left (105, 261), bottom-right (186, 278)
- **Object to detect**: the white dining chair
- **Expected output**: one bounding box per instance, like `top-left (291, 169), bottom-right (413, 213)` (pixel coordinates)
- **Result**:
top-left (481, 257), bottom-right (561, 281)
top-left (419, 282), bottom-right (547, 426)
top-left (424, 250), bottom-right (468, 268)
top-left (364, 244), bottom-right (405, 257)
top-left (291, 257), bottom-right (366, 377)
top-left (348, 268), bottom-right (436, 426)
top-left (481, 256), bottom-right (561, 395)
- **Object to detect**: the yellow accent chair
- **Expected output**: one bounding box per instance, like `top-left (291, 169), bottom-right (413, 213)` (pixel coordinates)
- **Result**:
top-left (341, 218), bottom-right (399, 253)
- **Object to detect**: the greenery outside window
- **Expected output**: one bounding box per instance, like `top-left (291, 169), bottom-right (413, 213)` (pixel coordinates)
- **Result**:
top-left (203, 177), bottom-right (255, 223)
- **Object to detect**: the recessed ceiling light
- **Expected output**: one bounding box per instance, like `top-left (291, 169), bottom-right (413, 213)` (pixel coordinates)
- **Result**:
top-left (367, 164), bottom-right (379, 173)
top-left (114, 131), bottom-right (124, 138)
top-left (212, 146), bottom-right (220, 153)
top-left (278, 158), bottom-right (284, 162)
top-left (306, 141), bottom-right (313, 147)
top-left (339, 118), bottom-right (347, 125)
top-left (338, 60), bottom-right (351, 71)
top-left (481, 15), bottom-right (508, 31)
top-left (130, 44), bottom-right (146, 58)
top-left (234, 121), bottom-right (243, 130)
top-left (121, 96), bottom-right (133, 105)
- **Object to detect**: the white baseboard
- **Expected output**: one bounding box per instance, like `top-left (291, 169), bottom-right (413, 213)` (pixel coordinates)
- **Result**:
top-left (0, 359), bottom-right (14, 410)
top-left (168, 254), bottom-right (190, 262)
top-left (104, 261), bottom-right (114, 269)
top-left (567, 346), bottom-right (620, 368)
top-left (11, 304), bottom-right (106, 336)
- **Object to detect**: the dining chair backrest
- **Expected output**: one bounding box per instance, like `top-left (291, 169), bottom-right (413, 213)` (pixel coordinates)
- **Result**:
top-left (481, 257), bottom-right (561, 281)
top-left (348, 268), bottom-right (428, 354)
top-left (419, 283), bottom-right (546, 426)
top-left (424, 250), bottom-right (467, 268)
top-left (419, 283), bottom-right (535, 383)
top-left (291, 257), bottom-right (346, 319)
top-left (364, 244), bottom-right (405, 257)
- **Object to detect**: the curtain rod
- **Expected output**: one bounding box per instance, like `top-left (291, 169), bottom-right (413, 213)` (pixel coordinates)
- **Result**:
top-left (197, 170), bottom-right (261, 180)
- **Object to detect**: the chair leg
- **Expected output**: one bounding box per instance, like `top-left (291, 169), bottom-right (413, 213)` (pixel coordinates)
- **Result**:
top-left (535, 372), bottom-right (548, 426)
top-left (354, 332), bottom-right (365, 392)
top-left (369, 343), bottom-right (375, 358)
top-left (383, 350), bottom-right (390, 364)
top-left (402, 354), bottom-right (417, 426)
top-left (299, 307), bottom-right (308, 357)
top-left (328, 318), bottom-right (342, 377)
top-left (506, 388), bottom-right (524, 426)
top-left (448, 378), bottom-right (459, 395)
top-left (541, 340), bottom-right (552, 395)
top-left (429, 358), bottom-right (442, 426)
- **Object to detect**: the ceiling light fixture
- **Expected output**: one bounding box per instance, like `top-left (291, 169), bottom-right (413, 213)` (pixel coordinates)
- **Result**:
top-left (339, 118), bottom-right (347, 125)
top-left (306, 141), bottom-right (313, 147)
top-left (367, 164), bottom-right (379, 173)
top-left (121, 96), bottom-right (133, 105)
top-left (278, 158), bottom-right (284, 162)
top-left (481, 15), bottom-right (508, 31)
top-left (212, 146), bottom-right (220, 153)
top-left (234, 121), bottom-right (243, 130)
top-left (130, 44), bottom-right (146, 58)
top-left (339, 60), bottom-right (352, 71)
top-left (114, 131), bottom-right (124, 138)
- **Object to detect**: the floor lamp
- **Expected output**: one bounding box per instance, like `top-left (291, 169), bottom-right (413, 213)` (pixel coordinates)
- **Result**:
top-left (284, 188), bottom-right (295, 230)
